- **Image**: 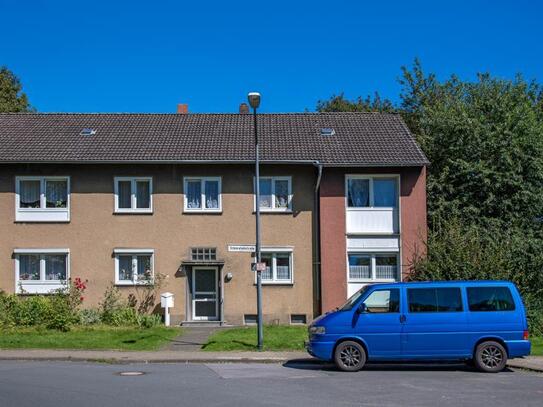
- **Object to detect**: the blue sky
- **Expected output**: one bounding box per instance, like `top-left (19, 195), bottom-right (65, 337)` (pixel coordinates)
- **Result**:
top-left (1, 0), bottom-right (542, 113)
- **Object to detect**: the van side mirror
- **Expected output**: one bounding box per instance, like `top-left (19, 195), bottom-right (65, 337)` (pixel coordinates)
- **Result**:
top-left (357, 303), bottom-right (367, 314)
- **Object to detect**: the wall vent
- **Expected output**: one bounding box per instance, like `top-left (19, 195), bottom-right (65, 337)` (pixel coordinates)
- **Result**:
top-left (244, 314), bottom-right (257, 325)
top-left (290, 314), bottom-right (307, 325)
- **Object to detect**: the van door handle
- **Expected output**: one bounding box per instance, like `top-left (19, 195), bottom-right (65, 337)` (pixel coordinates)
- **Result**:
top-left (399, 315), bottom-right (406, 323)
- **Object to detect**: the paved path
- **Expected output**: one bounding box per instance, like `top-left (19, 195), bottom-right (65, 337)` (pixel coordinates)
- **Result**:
top-left (161, 326), bottom-right (224, 351)
top-left (0, 360), bottom-right (542, 407)
top-left (507, 356), bottom-right (543, 372)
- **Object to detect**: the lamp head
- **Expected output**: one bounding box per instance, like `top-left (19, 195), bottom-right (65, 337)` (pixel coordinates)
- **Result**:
top-left (247, 92), bottom-right (261, 109)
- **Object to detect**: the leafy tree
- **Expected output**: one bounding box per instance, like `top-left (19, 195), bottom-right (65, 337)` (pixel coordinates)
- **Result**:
top-left (316, 92), bottom-right (395, 113)
top-left (0, 66), bottom-right (32, 112)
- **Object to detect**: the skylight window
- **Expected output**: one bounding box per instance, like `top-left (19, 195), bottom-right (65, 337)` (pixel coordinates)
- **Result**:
top-left (320, 128), bottom-right (335, 136)
top-left (80, 128), bottom-right (97, 136)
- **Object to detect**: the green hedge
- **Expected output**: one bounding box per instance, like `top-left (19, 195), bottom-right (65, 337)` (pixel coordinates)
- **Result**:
top-left (409, 219), bottom-right (543, 336)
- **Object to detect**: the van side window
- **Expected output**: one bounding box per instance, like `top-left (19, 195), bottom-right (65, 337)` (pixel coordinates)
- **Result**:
top-left (467, 286), bottom-right (515, 312)
top-left (408, 288), bottom-right (463, 312)
top-left (363, 289), bottom-right (400, 313)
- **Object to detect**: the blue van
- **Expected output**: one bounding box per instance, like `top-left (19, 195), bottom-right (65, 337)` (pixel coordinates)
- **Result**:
top-left (307, 281), bottom-right (531, 372)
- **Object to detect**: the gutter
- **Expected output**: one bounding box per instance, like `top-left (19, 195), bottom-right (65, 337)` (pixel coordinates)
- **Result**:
top-left (313, 161), bottom-right (323, 316)
top-left (0, 160), bottom-right (429, 166)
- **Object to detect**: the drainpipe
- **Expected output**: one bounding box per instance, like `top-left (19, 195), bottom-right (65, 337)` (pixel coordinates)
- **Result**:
top-left (313, 161), bottom-right (323, 316)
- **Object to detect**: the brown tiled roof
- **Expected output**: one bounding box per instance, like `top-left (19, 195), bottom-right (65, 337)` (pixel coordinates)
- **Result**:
top-left (0, 113), bottom-right (428, 166)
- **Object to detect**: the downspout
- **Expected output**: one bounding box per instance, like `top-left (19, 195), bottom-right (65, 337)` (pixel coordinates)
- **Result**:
top-left (313, 161), bottom-right (323, 316)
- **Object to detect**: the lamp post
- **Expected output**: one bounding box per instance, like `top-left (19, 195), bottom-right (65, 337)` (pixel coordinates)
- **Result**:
top-left (248, 91), bottom-right (263, 351)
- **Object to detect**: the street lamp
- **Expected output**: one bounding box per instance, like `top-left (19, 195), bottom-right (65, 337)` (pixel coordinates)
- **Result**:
top-left (248, 91), bottom-right (263, 351)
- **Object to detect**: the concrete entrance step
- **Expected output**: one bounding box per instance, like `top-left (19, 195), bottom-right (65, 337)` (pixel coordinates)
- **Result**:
top-left (180, 321), bottom-right (231, 327)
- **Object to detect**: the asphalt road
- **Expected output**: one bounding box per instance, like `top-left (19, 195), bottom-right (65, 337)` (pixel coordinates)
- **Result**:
top-left (0, 361), bottom-right (542, 407)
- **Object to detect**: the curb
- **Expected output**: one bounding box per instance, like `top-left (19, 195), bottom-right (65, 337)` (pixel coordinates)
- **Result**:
top-left (0, 355), bottom-right (317, 365)
top-left (506, 361), bottom-right (543, 373)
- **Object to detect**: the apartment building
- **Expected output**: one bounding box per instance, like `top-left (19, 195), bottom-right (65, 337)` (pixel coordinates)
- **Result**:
top-left (0, 111), bottom-right (428, 324)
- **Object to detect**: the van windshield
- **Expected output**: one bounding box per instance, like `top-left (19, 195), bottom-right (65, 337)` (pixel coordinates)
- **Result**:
top-left (339, 286), bottom-right (371, 311)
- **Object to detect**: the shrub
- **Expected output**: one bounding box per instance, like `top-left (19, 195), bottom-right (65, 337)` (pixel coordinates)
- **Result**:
top-left (99, 284), bottom-right (124, 324)
top-left (78, 308), bottom-right (102, 325)
top-left (410, 218), bottom-right (543, 335)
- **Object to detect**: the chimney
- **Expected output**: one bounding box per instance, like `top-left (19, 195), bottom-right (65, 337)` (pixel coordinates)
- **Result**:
top-left (177, 103), bottom-right (188, 114)
top-left (239, 102), bottom-right (250, 114)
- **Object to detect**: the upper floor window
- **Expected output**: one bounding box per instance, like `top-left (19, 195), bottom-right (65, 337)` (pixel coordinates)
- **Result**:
top-left (184, 177), bottom-right (221, 212)
top-left (346, 176), bottom-right (398, 208)
top-left (15, 176), bottom-right (70, 222)
top-left (14, 249), bottom-right (69, 294)
top-left (114, 177), bottom-right (153, 213)
top-left (256, 176), bottom-right (292, 211)
top-left (114, 249), bottom-right (154, 285)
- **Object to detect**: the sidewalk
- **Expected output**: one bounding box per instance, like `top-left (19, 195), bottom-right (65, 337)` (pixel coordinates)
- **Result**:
top-left (506, 356), bottom-right (543, 372)
top-left (0, 349), bottom-right (311, 364)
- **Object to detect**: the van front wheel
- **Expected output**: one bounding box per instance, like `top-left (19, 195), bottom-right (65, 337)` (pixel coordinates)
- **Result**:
top-left (334, 341), bottom-right (366, 372)
top-left (474, 341), bottom-right (507, 373)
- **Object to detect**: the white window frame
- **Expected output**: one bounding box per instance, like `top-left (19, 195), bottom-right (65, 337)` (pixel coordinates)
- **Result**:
top-left (15, 176), bottom-right (71, 222)
top-left (14, 248), bottom-right (70, 294)
top-left (114, 177), bottom-right (153, 213)
top-left (347, 251), bottom-right (399, 283)
top-left (113, 248), bottom-right (155, 286)
top-left (254, 176), bottom-right (293, 212)
top-left (257, 247), bottom-right (294, 285)
top-left (345, 174), bottom-right (399, 210)
top-left (183, 177), bottom-right (222, 213)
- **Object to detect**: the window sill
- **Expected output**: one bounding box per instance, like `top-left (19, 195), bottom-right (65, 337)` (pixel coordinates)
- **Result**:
top-left (16, 281), bottom-right (66, 294)
top-left (115, 282), bottom-right (154, 286)
top-left (256, 282), bottom-right (294, 286)
top-left (253, 210), bottom-right (293, 214)
top-left (114, 210), bottom-right (153, 215)
top-left (346, 207), bottom-right (397, 211)
top-left (16, 209), bottom-right (70, 222)
top-left (348, 279), bottom-right (397, 283)
top-left (183, 209), bottom-right (223, 214)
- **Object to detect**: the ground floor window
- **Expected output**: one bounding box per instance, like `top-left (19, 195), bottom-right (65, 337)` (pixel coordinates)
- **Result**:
top-left (14, 249), bottom-right (69, 294)
top-left (114, 249), bottom-right (154, 285)
top-left (260, 250), bottom-right (293, 284)
top-left (348, 252), bottom-right (399, 282)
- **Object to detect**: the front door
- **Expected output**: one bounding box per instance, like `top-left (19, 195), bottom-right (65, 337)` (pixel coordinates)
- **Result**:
top-left (192, 267), bottom-right (218, 321)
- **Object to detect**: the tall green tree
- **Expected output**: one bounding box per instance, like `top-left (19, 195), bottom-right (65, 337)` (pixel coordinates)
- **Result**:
top-left (0, 66), bottom-right (32, 112)
top-left (316, 92), bottom-right (396, 113)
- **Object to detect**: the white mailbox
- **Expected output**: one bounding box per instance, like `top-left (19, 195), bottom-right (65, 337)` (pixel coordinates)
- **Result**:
top-left (160, 292), bottom-right (174, 308)
top-left (160, 292), bottom-right (174, 326)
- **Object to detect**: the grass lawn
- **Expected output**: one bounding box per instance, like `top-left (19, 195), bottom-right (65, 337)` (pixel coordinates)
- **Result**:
top-left (531, 336), bottom-right (543, 356)
top-left (203, 325), bottom-right (307, 351)
top-left (0, 325), bottom-right (182, 351)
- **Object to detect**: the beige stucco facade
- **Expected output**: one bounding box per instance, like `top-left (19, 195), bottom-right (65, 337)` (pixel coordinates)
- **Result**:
top-left (0, 163), bottom-right (317, 325)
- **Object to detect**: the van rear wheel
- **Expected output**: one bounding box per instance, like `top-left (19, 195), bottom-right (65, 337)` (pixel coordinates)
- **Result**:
top-left (334, 341), bottom-right (366, 372)
top-left (474, 341), bottom-right (507, 373)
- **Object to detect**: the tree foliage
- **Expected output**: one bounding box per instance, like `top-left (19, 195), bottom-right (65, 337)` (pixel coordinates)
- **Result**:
top-left (0, 66), bottom-right (32, 112)
top-left (316, 92), bottom-right (396, 113)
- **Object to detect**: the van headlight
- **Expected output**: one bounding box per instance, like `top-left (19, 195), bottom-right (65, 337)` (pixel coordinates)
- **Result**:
top-left (309, 326), bottom-right (325, 335)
